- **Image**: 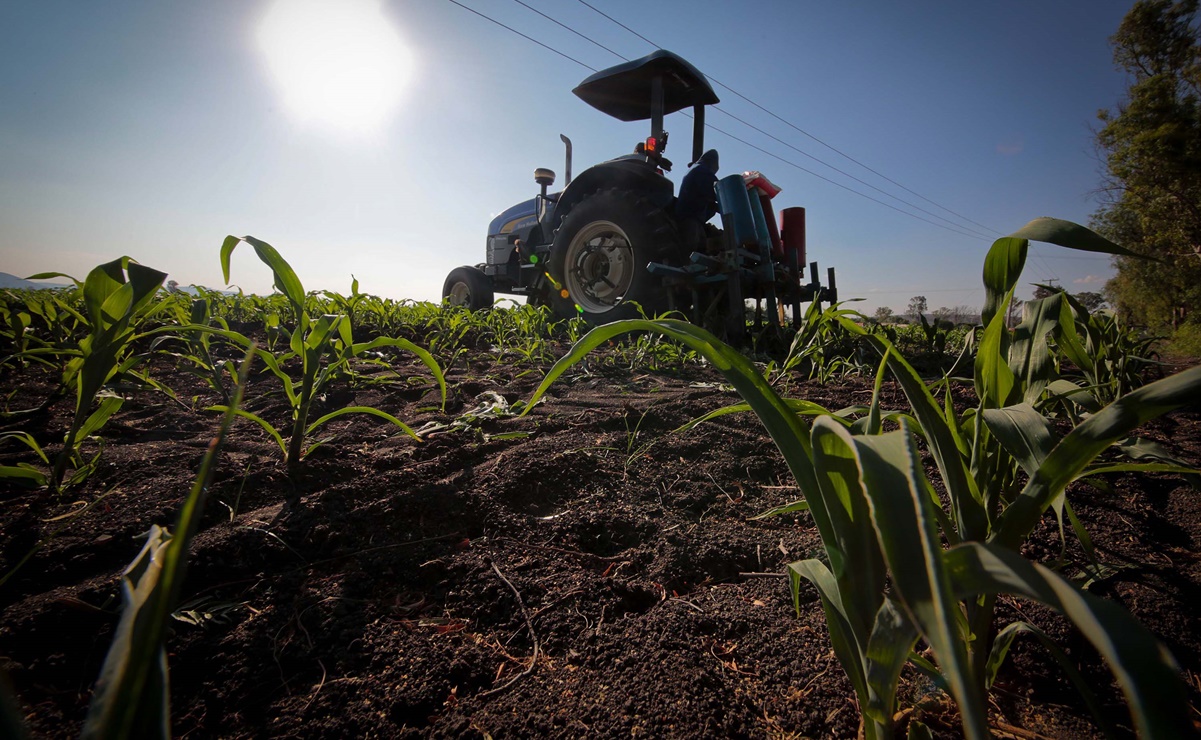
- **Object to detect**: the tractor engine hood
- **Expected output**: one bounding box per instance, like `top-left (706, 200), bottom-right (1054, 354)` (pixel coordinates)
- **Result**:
top-left (572, 50), bottom-right (719, 122)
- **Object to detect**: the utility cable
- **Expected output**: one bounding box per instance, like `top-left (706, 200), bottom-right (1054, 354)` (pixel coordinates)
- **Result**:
top-left (446, 0), bottom-right (596, 72)
top-left (508, 0), bottom-right (627, 61)
top-left (709, 105), bottom-right (995, 240)
top-left (701, 119), bottom-right (986, 240)
top-left (572, 0), bottom-right (1001, 236)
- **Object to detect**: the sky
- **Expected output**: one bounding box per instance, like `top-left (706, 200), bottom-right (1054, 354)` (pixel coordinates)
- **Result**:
top-left (0, 0), bottom-right (1139, 315)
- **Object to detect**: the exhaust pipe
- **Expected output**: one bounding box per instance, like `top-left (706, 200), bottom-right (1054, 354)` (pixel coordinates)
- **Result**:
top-left (560, 134), bottom-right (572, 186)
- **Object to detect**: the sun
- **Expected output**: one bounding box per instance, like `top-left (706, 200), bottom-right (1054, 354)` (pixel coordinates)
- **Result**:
top-left (257, 0), bottom-right (413, 133)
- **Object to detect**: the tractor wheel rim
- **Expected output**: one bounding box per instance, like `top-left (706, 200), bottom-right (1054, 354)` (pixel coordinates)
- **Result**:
top-left (448, 282), bottom-right (471, 306)
top-left (564, 220), bottom-right (633, 313)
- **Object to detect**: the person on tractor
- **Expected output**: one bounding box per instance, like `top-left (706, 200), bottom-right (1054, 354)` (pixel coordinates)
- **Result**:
top-left (675, 148), bottom-right (719, 255)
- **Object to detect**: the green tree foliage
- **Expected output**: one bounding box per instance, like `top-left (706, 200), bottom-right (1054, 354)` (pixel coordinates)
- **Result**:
top-left (1072, 290), bottom-right (1107, 312)
top-left (1093, 0), bottom-right (1201, 332)
top-left (872, 305), bottom-right (895, 323)
top-left (907, 295), bottom-right (927, 322)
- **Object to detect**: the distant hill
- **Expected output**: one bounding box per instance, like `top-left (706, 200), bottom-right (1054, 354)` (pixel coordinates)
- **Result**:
top-left (0, 272), bottom-right (70, 290)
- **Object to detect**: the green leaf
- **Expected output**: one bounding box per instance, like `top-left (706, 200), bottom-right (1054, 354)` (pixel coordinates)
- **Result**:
top-left (863, 597), bottom-right (919, 725)
top-left (810, 418), bottom-right (887, 639)
top-left (853, 423), bottom-right (990, 739)
top-left (0, 431), bottom-right (49, 464)
top-left (841, 322), bottom-right (987, 541)
top-left (981, 237), bottom-right (1027, 327)
top-left (789, 559), bottom-right (870, 713)
top-left (750, 499), bottom-right (809, 520)
top-left (75, 397), bottom-right (124, 445)
top-left (974, 306), bottom-right (1018, 408)
top-left (350, 336), bottom-right (447, 412)
top-left (673, 397), bottom-right (842, 435)
top-left (980, 403), bottom-right (1059, 476)
top-left (1006, 293), bottom-right (1063, 406)
top-left (221, 236), bottom-right (306, 321)
top-left (993, 364), bottom-right (1201, 548)
top-left (207, 406), bottom-right (287, 458)
top-left (1006, 217), bottom-right (1140, 259)
top-left (945, 542), bottom-right (1191, 738)
top-left (985, 621), bottom-right (1115, 738)
top-left (83, 348), bottom-right (252, 739)
top-left (0, 465), bottom-right (48, 488)
top-left (305, 405), bottom-right (421, 441)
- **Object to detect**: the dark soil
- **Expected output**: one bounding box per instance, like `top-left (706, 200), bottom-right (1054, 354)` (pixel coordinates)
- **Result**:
top-left (1, 342), bottom-right (1199, 738)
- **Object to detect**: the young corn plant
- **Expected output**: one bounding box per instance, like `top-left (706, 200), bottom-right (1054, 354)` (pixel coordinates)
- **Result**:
top-left (151, 296), bottom-right (246, 405)
top-left (0, 259), bottom-right (168, 491)
top-left (520, 218), bottom-right (1199, 738)
top-left (1047, 295), bottom-right (1163, 409)
top-left (215, 236), bottom-right (446, 469)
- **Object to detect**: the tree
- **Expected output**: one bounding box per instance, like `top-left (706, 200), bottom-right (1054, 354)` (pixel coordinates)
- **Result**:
top-left (872, 306), bottom-right (895, 323)
top-left (1006, 297), bottom-right (1025, 328)
top-left (1093, 0), bottom-right (1201, 332)
top-left (950, 305), bottom-right (978, 325)
top-left (1073, 291), bottom-right (1107, 312)
top-left (907, 295), bottom-right (928, 322)
top-left (1031, 281), bottom-right (1062, 300)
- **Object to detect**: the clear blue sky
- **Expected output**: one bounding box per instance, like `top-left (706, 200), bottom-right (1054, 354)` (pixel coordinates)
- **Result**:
top-left (0, 0), bottom-right (1137, 314)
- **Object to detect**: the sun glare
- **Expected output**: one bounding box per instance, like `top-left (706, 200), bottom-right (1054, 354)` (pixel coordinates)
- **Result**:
top-left (257, 0), bottom-right (412, 133)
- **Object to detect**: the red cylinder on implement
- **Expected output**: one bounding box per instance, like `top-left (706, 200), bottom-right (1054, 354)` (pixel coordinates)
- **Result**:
top-left (779, 206), bottom-right (806, 267)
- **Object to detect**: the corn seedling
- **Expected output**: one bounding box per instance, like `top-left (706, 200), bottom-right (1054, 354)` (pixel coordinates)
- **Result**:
top-left (151, 296), bottom-right (247, 405)
top-left (215, 236), bottom-right (446, 469)
top-left (0, 259), bottom-right (168, 491)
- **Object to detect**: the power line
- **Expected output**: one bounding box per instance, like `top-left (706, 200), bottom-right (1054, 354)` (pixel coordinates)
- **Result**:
top-left (572, 0), bottom-right (1001, 237)
top-left (709, 105), bottom-right (995, 240)
top-left (508, 0), bottom-right (626, 61)
top-left (701, 118), bottom-right (987, 240)
top-left (573, 0), bottom-right (657, 48)
top-left (446, 0), bottom-right (596, 72)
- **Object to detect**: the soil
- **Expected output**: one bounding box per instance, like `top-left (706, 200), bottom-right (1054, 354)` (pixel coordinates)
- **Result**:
top-left (1, 338), bottom-right (1199, 739)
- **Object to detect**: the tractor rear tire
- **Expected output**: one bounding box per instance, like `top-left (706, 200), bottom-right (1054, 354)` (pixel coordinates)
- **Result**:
top-left (547, 189), bottom-right (680, 324)
top-left (442, 266), bottom-right (494, 311)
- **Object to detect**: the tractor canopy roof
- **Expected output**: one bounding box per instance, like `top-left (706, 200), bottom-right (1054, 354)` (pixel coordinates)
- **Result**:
top-left (572, 50), bottom-right (719, 122)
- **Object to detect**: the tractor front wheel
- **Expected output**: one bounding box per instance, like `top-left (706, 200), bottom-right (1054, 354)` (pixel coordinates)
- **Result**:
top-left (547, 189), bottom-right (679, 323)
top-left (442, 266), bottom-right (494, 311)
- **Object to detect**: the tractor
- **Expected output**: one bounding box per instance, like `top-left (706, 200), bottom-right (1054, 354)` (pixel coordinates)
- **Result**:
top-left (441, 50), bottom-right (836, 342)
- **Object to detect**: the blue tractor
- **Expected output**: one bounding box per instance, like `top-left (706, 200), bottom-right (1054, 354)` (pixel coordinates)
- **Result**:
top-left (442, 50), bottom-right (836, 341)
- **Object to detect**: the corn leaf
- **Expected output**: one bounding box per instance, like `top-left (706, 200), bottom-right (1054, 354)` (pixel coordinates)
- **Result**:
top-left (350, 336), bottom-right (447, 411)
top-left (993, 364), bottom-right (1201, 548)
top-left (305, 406), bottom-right (421, 441)
top-left (980, 403), bottom-right (1058, 476)
top-left (810, 418), bottom-right (887, 638)
top-left (981, 237), bottom-right (1027, 327)
top-left (853, 423), bottom-right (990, 739)
top-left (221, 236), bottom-right (306, 321)
top-left (82, 349), bottom-right (252, 739)
top-left (206, 406), bottom-right (288, 458)
top-left (1006, 217), bottom-right (1139, 259)
top-left (944, 542), bottom-right (1191, 738)
top-left (841, 323), bottom-right (987, 541)
top-left (986, 621), bottom-right (1115, 738)
top-left (788, 560), bottom-right (870, 711)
